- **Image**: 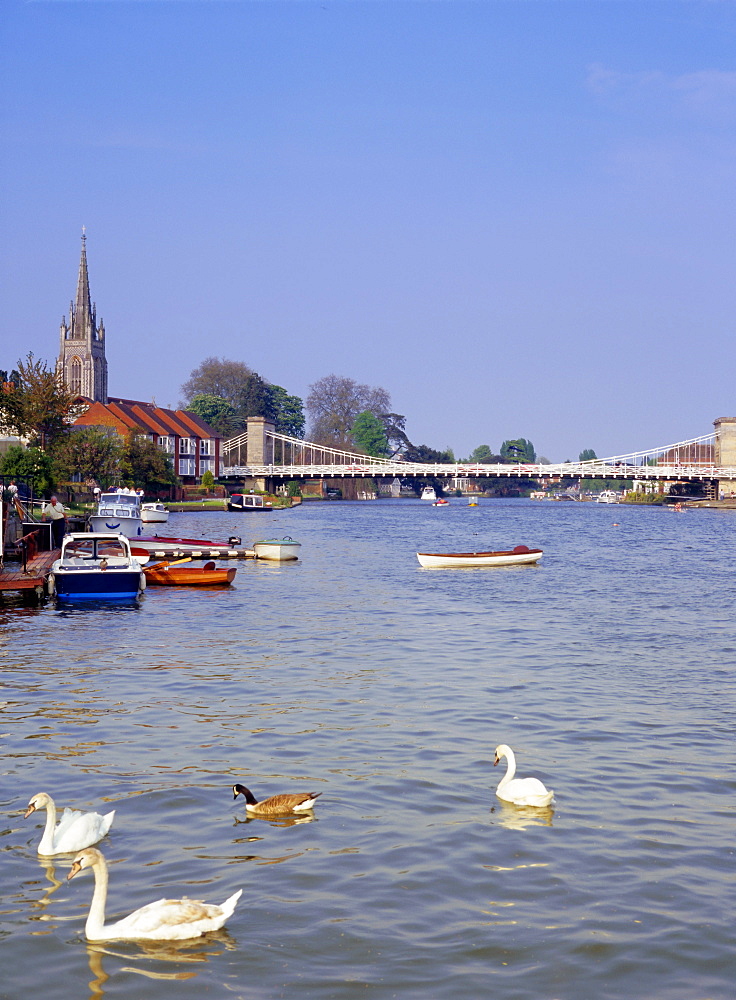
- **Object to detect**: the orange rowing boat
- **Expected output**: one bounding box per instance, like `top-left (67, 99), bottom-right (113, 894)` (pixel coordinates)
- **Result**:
top-left (143, 560), bottom-right (237, 586)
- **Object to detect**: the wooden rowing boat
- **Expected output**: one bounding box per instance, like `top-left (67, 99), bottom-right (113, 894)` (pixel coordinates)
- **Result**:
top-left (416, 545), bottom-right (543, 568)
top-left (143, 559), bottom-right (237, 586)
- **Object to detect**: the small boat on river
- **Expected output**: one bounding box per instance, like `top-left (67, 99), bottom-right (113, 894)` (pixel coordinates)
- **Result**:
top-left (140, 502), bottom-right (170, 524)
top-left (228, 493), bottom-right (273, 512)
top-left (253, 537), bottom-right (301, 561)
top-left (416, 545), bottom-right (543, 568)
top-left (432, 498), bottom-right (450, 506)
top-left (143, 560), bottom-right (237, 586)
top-left (420, 486), bottom-right (437, 501)
top-left (48, 533), bottom-right (145, 601)
top-left (89, 492), bottom-right (143, 538)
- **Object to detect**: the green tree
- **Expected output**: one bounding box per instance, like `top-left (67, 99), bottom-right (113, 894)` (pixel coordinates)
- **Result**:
top-left (201, 469), bottom-right (215, 489)
top-left (500, 438), bottom-right (536, 463)
top-left (0, 353), bottom-right (74, 447)
top-left (379, 412), bottom-right (411, 456)
top-left (579, 448), bottom-right (598, 462)
top-left (120, 431), bottom-right (178, 493)
top-left (268, 385), bottom-right (305, 438)
top-left (181, 357), bottom-right (254, 408)
top-left (188, 393), bottom-right (238, 436)
top-left (352, 411), bottom-right (390, 457)
top-left (0, 444), bottom-right (56, 496)
top-left (50, 426), bottom-right (122, 487)
top-left (469, 444), bottom-right (502, 463)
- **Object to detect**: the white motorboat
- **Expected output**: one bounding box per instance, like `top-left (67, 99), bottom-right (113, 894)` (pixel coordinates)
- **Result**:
top-left (89, 492), bottom-right (143, 538)
top-left (595, 491), bottom-right (619, 504)
top-left (416, 545), bottom-right (543, 568)
top-left (253, 537), bottom-right (301, 561)
top-left (420, 486), bottom-right (437, 501)
top-left (140, 502), bottom-right (170, 524)
top-left (48, 533), bottom-right (145, 601)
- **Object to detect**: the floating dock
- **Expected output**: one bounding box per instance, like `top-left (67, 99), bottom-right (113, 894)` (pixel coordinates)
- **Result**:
top-left (0, 549), bottom-right (59, 598)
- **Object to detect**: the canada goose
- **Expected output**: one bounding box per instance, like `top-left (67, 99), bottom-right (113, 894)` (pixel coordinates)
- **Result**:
top-left (232, 783), bottom-right (321, 816)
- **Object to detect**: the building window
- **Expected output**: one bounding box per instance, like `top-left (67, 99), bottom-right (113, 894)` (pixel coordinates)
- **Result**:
top-left (158, 436), bottom-right (174, 454)
top-left (199, 458), bottom-right (214, 474)
top-left (179, 458), bottom-right (196, 477)
top-left (200, 438), bottom-right (212, 456)
top-left (179, 437), bottom-right (193, 455)
top-left (69, 357), bottom-right (82, 396)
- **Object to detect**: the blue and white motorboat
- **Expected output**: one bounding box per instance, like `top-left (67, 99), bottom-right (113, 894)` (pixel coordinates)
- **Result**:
top-left (89, 491), bottom-right (143, 537)
top-left (48, 532), bottom-right (146, 601)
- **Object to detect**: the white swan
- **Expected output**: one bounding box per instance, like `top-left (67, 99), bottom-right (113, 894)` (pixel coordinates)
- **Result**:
top-left (25, 792), bottom-right (115, 855)
top-left (493, 744), bottom-right (555, 808)
top-left (67, 847), bottom-right (243, 941)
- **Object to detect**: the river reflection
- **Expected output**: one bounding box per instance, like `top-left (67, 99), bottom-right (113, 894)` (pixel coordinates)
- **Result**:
top-left (3, 500), bottom-right (736, 999)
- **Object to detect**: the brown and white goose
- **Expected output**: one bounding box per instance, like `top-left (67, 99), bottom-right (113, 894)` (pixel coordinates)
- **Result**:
top-left (232, 783), bottom-right (321, 816)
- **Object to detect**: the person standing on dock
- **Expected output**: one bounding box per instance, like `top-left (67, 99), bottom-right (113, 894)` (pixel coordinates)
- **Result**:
top-left (42, 496), bottom-right (67, 548)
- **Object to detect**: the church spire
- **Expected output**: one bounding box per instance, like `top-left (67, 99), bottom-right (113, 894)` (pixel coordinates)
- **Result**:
top-left (57, 229), bottom-right (108, 403)
top-left (74, 227), bottom-right (92, 325)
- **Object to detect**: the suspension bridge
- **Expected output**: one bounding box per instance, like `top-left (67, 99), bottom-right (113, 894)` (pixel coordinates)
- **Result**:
top-left (222, 416), bottom-right (736, 494)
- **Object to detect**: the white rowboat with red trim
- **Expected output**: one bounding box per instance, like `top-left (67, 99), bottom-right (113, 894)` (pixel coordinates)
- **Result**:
top-left (416, 545), bottom-right (543, 568)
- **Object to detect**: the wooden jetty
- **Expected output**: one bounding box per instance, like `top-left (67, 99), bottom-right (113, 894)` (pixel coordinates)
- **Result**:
top-left (0, 530), bottom-right (58, 598)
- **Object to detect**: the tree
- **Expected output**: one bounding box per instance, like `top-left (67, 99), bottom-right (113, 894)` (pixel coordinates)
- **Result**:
top-left (188, 394), bottom-right (238, 437)
top-left (579, 449), bottom-right (597, 462)
top-left (0, 353), bottom-right (74, 447)
top-left (306, 374), bottom-right (391, 445)
top-left (50, 426), bottom-right (122, 488)
top-left (379, 412), bottom-right (410, 456)
top-left (269, 385), bottom-right (305, 438)
top-left (500, 438), bottom-right (536, 463)
top-left (120, 431), bottom-right (178, 493)
top-left (352, 411), bottom-right (390, 457)
top-left (181, 357), bottom-right (254, 408)
top-left (468, 444), bottom-right (502, 463)
top-left (234, 372), bottom-right (275, 422)
top-left (0, 444), bottom-right (56, 496)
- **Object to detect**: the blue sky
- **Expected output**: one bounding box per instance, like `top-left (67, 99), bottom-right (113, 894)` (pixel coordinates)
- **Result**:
top-left (2, 0), bottom-right (735, 461)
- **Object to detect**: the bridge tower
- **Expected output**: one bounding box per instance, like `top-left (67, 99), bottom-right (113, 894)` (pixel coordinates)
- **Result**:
top-left (714, 417), bottom-right (736, 497)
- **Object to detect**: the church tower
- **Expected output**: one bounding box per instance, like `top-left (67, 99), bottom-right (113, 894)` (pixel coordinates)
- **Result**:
top-left (57, 230), bottom-right (108, 403)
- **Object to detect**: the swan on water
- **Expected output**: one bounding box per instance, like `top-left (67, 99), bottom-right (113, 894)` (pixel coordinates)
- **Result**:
top-left (493, 744), bottom-right (555, 808)
top-left (232, 783), bottom-right (321, 816)
top-left (25, 792), bottom-right (115, 855)
top-left (67, 847), bottom-right (243, 941)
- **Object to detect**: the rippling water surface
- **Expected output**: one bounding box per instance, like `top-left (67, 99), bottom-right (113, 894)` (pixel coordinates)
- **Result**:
top-left (2, 498), bottom-right (735, 999)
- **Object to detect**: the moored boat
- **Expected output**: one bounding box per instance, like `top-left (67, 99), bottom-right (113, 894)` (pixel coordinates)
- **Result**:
top-left (253, 537), bottom-right (301, 561)
top-left (228, 493), bottom-right (273, 512)
top-left (48, 532), bottom-right (145, 601)
top-left (420, 486), bottom-right (437, 501)
top-left (89, 492), bottom-right (143, 538)
top-left (416, 545), bottom-right (543, 568)
top-left (143, 560), bottom-right (236, 586)
top-left (140, 502), bottom-right (170, 524)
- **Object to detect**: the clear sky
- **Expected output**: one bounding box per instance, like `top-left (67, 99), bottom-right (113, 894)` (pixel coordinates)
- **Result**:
top-left (2, 0), bottom-right (735, 462)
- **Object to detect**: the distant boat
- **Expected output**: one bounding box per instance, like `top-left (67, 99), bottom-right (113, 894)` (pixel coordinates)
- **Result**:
top-left (140, 502), bottom-right (169, 524)
top-left (432, 498), bottom-right (450, 506)
top-left (420, 486), bottom-right (437, 501)
top-left (595, 491), bottom-right (619, 504)
top-left (228, 493), bottom-right (273, 512)
top-left (253, 537), bottom-right (301, 561)
top-left (48, 532), bottom-right (145, 601)
top-left (89, 492), bottom-right (143, 538)
top-left (416, 545), bottom-right (543, 568)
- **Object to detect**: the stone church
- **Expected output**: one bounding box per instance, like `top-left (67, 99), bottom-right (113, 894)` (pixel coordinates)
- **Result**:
top-left (56, 231), bottom-right (108, 403)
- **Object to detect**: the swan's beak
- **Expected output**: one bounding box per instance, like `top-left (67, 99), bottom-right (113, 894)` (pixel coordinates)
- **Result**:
top-left (24, 803), bottom-right (36, 818)
top-left (493, 756), bottom-right (500, 767)
top-left (67, 861), bottom-right (82, 881)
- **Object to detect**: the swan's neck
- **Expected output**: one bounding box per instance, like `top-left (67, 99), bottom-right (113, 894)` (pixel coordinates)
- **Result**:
top-left (498, 750), bottom-right (516, 789)
top-left (85, 857), bottom-right (109, 939)
top-left (39, 798), bottom-right (58, 852)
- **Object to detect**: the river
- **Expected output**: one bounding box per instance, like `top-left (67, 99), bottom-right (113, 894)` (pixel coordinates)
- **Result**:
top-left (1, 497), bottom-right (734, 1000)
